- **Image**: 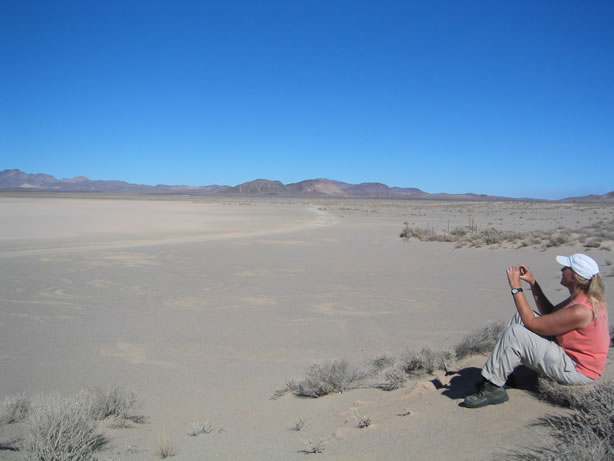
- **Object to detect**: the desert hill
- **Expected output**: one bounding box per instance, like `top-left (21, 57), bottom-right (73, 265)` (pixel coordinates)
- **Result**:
top-left (1, 169), bottom-right (611, 201)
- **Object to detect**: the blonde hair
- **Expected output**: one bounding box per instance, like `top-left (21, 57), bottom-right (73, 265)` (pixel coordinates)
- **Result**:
top-left (574, 273), bottom-right (606, 317)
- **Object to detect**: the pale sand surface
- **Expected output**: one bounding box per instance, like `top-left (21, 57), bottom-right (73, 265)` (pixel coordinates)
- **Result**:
top-left (0, 195), bottom-right (613, 459)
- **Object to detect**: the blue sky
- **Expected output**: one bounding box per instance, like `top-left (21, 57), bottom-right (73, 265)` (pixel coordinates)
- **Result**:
top-left (1, 0), bottom-right (612, 199)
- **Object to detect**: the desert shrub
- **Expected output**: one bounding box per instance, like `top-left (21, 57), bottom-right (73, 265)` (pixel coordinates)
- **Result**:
top-left (450, 226), bottom-right (470, 238)
top-left (454, 322), bottom-right (505, 360)
top-left (400, 347), bottom-right (454, 375)
top-left (536, 377), bottom-right (586, 408)
top-left (481, 227), bottom-right (507, 245)
top-left (270, 380), bottom-right (299, 400)
top-left (290, 417), bottom-right (305, 431)
top-left (0, 393), bottom-right (31, 424)
top-left (400, 224), bottom-right (435, 240)
top-left (402, 217), bottom-right (614, 250)
top-left (189, 420), bottom-right (214, 436)
top-left (400, 223), bottom-right (457, 242)
top-left (78, 387), bottom-right (136, 421)
top-left (293, 360), bottom-right (369, 398)
top-left (23, 392), bottom-right (103, 461)
top-left (353, 409), bottom-right (371, 428)
top-left (546, 232), bottom-right (571, 247)
top-left (509, 380), bottom-right (614, 460)
top-left (300, 439), bottom-right (326, 454)
top-left (376, 367), bottom-right (407, 391)
top-left (370, 354), bottom-right (395, 371)
top-left (156, 433), bottom-right (175, 459)
top-left (280, 323), bottom-right (526, 398)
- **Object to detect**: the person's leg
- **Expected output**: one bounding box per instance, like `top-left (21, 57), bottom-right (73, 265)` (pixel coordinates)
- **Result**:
top-left (464, 323), bottom-right (592, 407)
top-left (480, 323), bottom-right (554, 386)
top-left (482, 323), bottom-right (592, 386)
top-left (538, 341), bottom-right (594, 385)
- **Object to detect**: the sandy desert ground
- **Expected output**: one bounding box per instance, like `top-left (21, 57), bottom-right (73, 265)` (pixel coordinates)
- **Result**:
top-left (1, 194), bottom-right (613, 460)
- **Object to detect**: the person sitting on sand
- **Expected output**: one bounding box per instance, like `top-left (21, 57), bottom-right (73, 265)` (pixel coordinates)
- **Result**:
top-left (463, 253), bottom-right (609, 408)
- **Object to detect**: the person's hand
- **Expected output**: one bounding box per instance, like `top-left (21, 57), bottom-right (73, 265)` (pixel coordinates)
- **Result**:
top-left (507, 266), bottom-right (522, 288)
top-left (518, 264), bottom-right (536, 286)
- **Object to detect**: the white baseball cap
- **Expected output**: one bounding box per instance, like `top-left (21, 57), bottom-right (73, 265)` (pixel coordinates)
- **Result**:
top-left (556, 254), bottom-right (600, 279)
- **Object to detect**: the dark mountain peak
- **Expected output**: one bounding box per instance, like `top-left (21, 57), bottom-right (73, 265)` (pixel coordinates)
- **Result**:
top-left (0, 169), bottom-right (57, 187)
top-left (227, 179), bottom-right (287, 195)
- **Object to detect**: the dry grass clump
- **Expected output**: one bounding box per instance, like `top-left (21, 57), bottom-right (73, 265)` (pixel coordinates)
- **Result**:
top-left (156, 432), bottom-right (175, 459)
top-left (508, 380), bottom-right (614, 460)
top-left (0, 393), bottom-right (31, 424)
top-left (299, 439), bottom-right (326, 454)
top-left (401, 218), bottom-right (614, 250)
top-left (454, 322), bottom-right (506, 359)
top-left (23, 392), bottom-right (104, 461)
top-left (352, 408), bottom-right (371, 428)
top-left (188, 420), bottom-right (214, 436)
top-left (370, 354), bottom-right (395, 371)
top-left (289, 417), bottom-right (305, 431)
top-left (400, 222), bottom-right (521, 248)
top-left (399, 347), bottom-right (455, 375)
top-left (78, 387), bottom-right (139, 427)
top-left (377, 367), bottom-right (407, 391)
top-left (284, 324), bottom-right (507, 397)
top-left (293, 360), bottom-right (370, 398)
top-left (0, 387), bottom-right (141, 460)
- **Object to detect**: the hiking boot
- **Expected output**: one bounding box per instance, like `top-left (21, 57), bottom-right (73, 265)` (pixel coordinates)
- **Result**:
top-left (463, 381), bottom-right (509, 408)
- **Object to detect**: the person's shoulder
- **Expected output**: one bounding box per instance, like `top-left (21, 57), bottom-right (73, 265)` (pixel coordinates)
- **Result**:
top-left (553, 296), bottom-right (572, 311)
top-left (565, 303), bottom-right (595, 324)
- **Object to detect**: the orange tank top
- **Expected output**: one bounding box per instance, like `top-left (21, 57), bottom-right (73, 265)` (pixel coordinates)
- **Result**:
top-left (556, 292), bottom-right (610, 379)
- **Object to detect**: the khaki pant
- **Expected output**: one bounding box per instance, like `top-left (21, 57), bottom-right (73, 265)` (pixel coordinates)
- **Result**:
top-left (481, 312), bottom-right (594, 386)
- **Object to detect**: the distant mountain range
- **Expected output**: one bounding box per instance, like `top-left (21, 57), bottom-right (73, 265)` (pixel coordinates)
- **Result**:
top-left (1, 169), bottom-right (612, 202)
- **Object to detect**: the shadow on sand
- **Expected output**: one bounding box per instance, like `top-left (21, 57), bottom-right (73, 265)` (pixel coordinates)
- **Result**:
top-left (435, 365), bottom-right (539, 402)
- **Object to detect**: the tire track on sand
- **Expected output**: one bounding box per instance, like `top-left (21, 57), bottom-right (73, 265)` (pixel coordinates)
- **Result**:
top-left (0, 206), bottom-right (337, 259)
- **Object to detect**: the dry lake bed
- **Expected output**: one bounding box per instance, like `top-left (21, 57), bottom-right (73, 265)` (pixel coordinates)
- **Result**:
top-left (1, 194), bottom-right (613, 460)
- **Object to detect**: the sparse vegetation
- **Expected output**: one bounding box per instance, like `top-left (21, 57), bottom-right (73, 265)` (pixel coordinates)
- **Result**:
top-left (0, 393), bottom-right (31, 424)
top-left (401, 218), bottom-right (614, 250)
top-left (189, 420), bottom-right (214, 436)
top-left (292, 360), bottom-right (370, 398)
top-left (290, 417), bottom-right (306, 431)
top-left (377, 367), bottom-right (407, 391)
top-left (76, 387), bottom-right (142, 428)
top-left (454, 322), bottom-right (506, 359)
top-left (282, 323), bottom-right (507, 397)
top-left (508, 380), bottom-right (614, 460)
top-left (352, 409), bottom-right (371, 428)
top-left (23, 392), bottom-right (104, 461)
top-left (0, 387), bottom-right (141, 460)
top-left (399, 347), bottom-right (454, 375)
top-left (300, 439), bottom-right (326, 454)
top-left (156, 431), bottom-right (175, 459)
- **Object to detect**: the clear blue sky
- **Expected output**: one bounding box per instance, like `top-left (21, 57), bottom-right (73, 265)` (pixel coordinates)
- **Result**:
top-left (1, 0), bottom-right (612, 199)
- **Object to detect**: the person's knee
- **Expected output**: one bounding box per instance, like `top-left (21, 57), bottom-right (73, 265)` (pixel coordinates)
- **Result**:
top-left (508, 324), bottom-right (527, 335)
top-left (504, 324), bottom-right (532, 344)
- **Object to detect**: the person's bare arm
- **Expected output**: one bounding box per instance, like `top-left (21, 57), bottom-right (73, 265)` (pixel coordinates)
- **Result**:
top-left (508, 266), bottom-right (592, 336)
top-left (518, 265), bottom-right (554, 315)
